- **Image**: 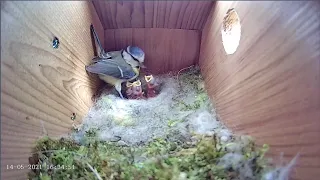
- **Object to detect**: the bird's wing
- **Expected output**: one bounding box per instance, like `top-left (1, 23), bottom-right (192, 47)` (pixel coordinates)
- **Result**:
top-left (97, 50), bottom-right (122, 59)
top-left (91, 50), bottom-right (122, 63)
top-left (105, 51), bottom-right (122, 58)
top-left (86, 58), bottom-right (136, 80)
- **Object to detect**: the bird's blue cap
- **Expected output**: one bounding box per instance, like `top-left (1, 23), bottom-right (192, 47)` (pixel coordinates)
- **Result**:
top-left (127, 46), bottom-right (145, 62)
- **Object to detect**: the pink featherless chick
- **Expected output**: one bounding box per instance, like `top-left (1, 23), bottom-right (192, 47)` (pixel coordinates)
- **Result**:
top-left (126, 80), bottom-right (145, 100)
top-left (144, 74), bottom-right (160, 98)
top-left (125, 82), bottom-right (134, 99)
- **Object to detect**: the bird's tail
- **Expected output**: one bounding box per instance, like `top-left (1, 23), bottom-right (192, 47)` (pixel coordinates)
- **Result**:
top-left (90, 24), bottom-right (104, 56)
top-left (85, 64), bottom-right (99, 74)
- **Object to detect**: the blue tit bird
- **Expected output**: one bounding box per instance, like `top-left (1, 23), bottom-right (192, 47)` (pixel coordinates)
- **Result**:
top-left (86, 25), bottom-right (146, 99)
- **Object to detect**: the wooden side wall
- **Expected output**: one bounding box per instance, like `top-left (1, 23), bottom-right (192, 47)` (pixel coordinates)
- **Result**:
top-left (1, 1), bottom-right (104, 179)
top-left (199, 1), bottom-right (320, 180)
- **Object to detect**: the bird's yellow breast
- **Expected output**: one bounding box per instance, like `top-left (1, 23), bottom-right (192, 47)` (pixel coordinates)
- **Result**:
top-left (98, 75), bottom-right (121, 85)
top-left (96, 64), bottom-right (140, 86)
top-left (98, 69), bottom-right (139, 86)
top-left (132, 67), bottom-right (140, 76)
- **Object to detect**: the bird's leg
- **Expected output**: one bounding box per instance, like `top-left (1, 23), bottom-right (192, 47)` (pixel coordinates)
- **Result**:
top-left (118, 91), bottom-right (124, 99)
top-left (115, 82), bottom-right (124, 99)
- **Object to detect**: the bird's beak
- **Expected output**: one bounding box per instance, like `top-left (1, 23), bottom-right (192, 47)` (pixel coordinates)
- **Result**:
top-left (145, 75), bottom-right (153, 82)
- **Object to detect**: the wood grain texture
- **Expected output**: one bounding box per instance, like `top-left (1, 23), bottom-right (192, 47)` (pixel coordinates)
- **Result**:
top-left (104, 28), bottom-right (200, 74)
top-left (92, 0), bottom-right (213, 30)
top-left (1, 1), bottom-right (104, 179)
top-left (199, 1), bottom-right (320, 180)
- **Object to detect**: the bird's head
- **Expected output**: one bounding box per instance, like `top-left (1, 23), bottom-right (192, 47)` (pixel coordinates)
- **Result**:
top-left (122, 46), bottom-right (146, 69)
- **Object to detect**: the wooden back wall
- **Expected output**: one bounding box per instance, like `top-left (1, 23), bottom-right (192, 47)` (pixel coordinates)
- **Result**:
top-left (93, 0), bottom-right (214, 74)
top-left (1, 1), bottom-right (104, 179)
top-left (199, 1), bottom-right (320, 180)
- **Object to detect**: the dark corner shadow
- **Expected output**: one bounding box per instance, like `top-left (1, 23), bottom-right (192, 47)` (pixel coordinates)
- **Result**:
top-left (87, 1), bottom-right (106, 102)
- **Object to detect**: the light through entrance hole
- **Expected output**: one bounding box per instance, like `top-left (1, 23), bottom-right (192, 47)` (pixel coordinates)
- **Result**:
top-left (221, 8), bottom-right (241, 55)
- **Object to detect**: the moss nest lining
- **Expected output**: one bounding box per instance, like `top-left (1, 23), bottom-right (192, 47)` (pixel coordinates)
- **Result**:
top-left (28, 66), bottom-right (298, 180)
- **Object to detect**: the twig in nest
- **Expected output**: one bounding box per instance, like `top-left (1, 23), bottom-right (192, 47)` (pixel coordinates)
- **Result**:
top-left (110, 135), bottom-right (121, 142)
top-left (86, 162), bottom-right (103, 180)
top-left (176, 65), bottom-right (195, 89)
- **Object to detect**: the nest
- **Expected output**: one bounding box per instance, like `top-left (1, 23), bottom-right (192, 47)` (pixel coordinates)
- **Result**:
top-left (28, 66), bottom-right (298, 180)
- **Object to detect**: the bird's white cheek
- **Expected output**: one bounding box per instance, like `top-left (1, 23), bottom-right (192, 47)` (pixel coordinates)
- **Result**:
top-left (123, 51), bottom-right (134, 61)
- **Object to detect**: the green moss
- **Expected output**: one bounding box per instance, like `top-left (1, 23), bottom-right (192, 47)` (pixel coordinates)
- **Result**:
top-left (175, 67), bottom-right (210, 112)
top-left (177, 92), bottom-right (208, 111)
top-left (167, 119), bottom-right (183, 127)
top-left (28, 133), bottom-right (270, 180)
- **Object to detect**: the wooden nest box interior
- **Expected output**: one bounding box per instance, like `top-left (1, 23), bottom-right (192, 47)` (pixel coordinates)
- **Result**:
top-left (1, 1), bottom-right (319, 179)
